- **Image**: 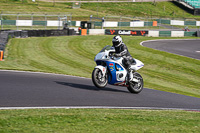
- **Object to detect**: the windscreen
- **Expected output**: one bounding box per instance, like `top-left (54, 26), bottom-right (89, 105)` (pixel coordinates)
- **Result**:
top-left (100, 45), bottom-right (113, 52)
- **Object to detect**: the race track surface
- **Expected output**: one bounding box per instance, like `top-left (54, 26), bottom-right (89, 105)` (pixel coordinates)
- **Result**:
top-left (0, 70), bottom-right (200, 110)
top-left (141, 39), bottom-right (200, 60)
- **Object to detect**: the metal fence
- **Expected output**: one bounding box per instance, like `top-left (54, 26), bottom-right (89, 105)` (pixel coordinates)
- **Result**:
top-left (1, 12), bottom-right (200, 31)
top-left (101, 16), bottom-right (200, 31)
top-left (0, 12), bottom-right (72, 30)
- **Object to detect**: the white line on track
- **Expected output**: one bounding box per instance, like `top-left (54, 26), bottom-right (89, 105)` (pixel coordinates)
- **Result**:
top-left (0, 106), bottom-right (200, 111)
top-left (196, 51), bottom-right (200, 53)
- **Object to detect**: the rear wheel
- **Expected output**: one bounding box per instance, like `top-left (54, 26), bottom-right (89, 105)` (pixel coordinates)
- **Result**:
top-left (127, 72), bottom-right (143, 94)
top-left (92, 68), bottom-right (108, 88)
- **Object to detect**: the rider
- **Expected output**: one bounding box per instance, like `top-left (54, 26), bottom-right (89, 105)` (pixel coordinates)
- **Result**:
top-left (112, 35), bottom-right (134, 82)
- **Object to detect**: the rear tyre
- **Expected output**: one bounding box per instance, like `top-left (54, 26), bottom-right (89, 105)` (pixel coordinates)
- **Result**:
top-left (92, 68), bottom-right (108, 88)
top-left (127, 72), bottom-right (143, 94)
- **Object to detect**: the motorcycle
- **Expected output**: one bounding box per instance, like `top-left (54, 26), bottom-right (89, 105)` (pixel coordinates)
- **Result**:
top-left (92, 45), bottom-right (144, 94)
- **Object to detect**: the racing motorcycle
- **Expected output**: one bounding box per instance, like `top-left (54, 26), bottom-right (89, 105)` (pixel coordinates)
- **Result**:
top-left (92, 45), bottom-right (144, 94)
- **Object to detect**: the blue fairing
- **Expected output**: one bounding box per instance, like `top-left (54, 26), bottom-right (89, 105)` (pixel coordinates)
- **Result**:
top-left (115, 63), bottom-right (124, 71)
top-left (96, 60), bottom-right (124, 85)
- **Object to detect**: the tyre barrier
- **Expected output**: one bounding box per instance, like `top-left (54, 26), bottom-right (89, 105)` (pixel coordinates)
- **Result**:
top-left (27, 29), bottom-right (76, 37)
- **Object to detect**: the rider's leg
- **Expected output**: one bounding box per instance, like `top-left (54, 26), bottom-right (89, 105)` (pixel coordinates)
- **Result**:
top-left (128, 56), bottom-right (134, 81)
top-left (127, 65), bottom-right (132, 82)
top-left (123, 56), bottom-right (133, 82)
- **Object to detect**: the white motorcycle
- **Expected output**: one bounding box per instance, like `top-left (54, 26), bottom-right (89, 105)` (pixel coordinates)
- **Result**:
top-left (92, 45), bottom-right (144, 94)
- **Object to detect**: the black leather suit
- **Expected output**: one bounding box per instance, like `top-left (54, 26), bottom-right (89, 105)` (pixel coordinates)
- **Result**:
top-left (113, 42), bottom-right (133, 70)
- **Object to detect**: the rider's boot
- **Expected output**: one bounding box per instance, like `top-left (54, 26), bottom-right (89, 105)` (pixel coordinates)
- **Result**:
top-left (126, 68), bottom-right (133, 84)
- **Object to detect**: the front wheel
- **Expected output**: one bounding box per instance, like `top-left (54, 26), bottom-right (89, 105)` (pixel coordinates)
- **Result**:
top-left (127, 72), bottom-right (143, 94)
top-left (92, 68), bottom-right (108, 88)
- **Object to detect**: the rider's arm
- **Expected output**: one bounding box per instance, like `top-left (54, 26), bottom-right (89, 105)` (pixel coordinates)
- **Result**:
top-left (115, 45), bottom-right (128, 57)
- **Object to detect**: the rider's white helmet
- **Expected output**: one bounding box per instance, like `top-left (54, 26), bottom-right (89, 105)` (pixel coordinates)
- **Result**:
top-left (112, 35), bottom-right (122, 47)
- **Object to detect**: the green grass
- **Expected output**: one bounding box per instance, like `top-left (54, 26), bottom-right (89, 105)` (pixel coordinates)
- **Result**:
top-left (1, 0), bottom-right (200, 21)
top-left (0, 109), bottom-right (199, 132)
top-left (81, 1), bottom-right (198, 19)
top-left (0, 36), bottom-right (200, 98)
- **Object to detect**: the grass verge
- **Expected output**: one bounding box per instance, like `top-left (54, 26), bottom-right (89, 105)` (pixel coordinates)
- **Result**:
top-left (0, 109), bottom-right (199, 132)
top-left (0, 35), bottom-right (200, 98)
top-left (1, 0), bottom-right (200, 20)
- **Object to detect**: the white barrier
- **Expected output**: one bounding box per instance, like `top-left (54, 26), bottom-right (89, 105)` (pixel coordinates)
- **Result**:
top-left (89, 29), bottom-right (105, 35)
top-left (75, 21), bottom-right (81, 27)
top-left (196, 21), bottom-right (200, 26)
top-left (16, 20), bottom-right (32, 26)
top-left (171, 31), bottom-right (184, 37)
top-left (103, 22), bottom-right (118, 27)
top-left (170, 20), bottom-right (184, 26)
top-left (130, 21), bottom-right (144, 27)
top-left (47, 21), bottom-right (63, 27)
top-left (0, 20), bottom-right (1, 25)
top-left (148, 31), bottom-right (159, 37)
top-left (72, 28), bottom-right (79, 34)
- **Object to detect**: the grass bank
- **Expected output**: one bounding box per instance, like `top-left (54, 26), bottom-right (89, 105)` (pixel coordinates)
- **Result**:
top-left (0, 35), bottom-right (200, 98)
top-left (0, 109), bottom-right (199, 132)
top-left (0, 0), bottom-right (200, 20)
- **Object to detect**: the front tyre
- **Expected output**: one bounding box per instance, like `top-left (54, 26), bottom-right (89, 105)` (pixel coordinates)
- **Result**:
top-left (92, 68), bottom-right (108, 88)
top-left (127, 72), bottom-right (143, 94)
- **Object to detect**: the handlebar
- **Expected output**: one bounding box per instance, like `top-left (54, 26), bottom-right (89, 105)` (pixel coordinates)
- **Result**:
top-left (109, 52), bottom-right (115, 59)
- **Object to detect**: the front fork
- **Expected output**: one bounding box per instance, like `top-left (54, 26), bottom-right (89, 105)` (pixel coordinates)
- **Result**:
top-left (129, 70), bottom-right (139, 83)
top-left (94, 65), bottom-right (107, 78)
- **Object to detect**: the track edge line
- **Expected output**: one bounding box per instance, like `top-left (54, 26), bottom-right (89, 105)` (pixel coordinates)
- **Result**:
top-left (0, 106), bottom-right (200, 111)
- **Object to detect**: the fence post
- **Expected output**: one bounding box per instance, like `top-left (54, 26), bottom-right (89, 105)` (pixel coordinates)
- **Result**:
top-left (0, 13), bottom-right (1, 30)
top-left (17, 13), bottom-right (19, 30)
top-left (119, 16), bottom-right (122, 29)
top-left (45, 14), bottom-right (47, 30)
top-left (70, 13), bottom-right (72, 27)
top-left (58, 15), bottom-right (60, 30)
top-left (0, 12), bottom-right (2, 30)
top-left (31, 13), bottom-right (34, 30)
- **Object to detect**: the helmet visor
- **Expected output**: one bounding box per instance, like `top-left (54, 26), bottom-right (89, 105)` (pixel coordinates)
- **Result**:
top-left (113, 41), bottom-right (119, 47)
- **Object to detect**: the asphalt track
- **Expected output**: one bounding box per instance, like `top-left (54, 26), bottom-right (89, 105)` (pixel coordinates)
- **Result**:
top-left (0, 39), bottom-right (200, 110)
top-left (141, 39), bottom-right (200, 60)
top-left (0, 70), bottom-right (200, 110)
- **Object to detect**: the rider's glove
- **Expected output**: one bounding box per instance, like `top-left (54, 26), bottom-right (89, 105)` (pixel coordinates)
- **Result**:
top-left (115, 53), bottom-right (121, 57)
